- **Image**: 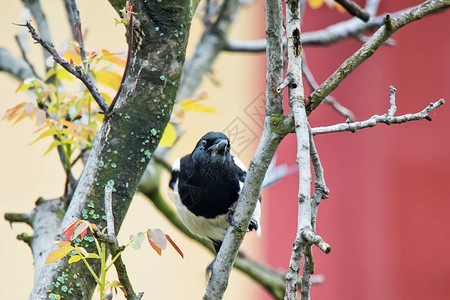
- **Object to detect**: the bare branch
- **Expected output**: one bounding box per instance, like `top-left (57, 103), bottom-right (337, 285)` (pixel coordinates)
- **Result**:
top-left (203, 0), bottom-right (286, 298)
top-left (306, 0), bottom-right (450, 114)
top-left (0, 47), bottom-right (35, 81)
top-left (303, 55), bottom-right (355, 121)
top-left (21, 21), bottom-right (109, 112)
top-left (388, 85), bottom-right (397, 117)
top-left (312, 98), bottom-right (445, 136)
top-left (334, 0), bottom-right (370, 22)
top-left (177, 0), bottom-right (241, 101)
top-left (224, 1), bottom-right (446, 53)
top-left (98, 184), bottom-right (143, 300)
top-left (4, 212), bottom-right (33, 227)
top-left (22, 0), bottom-right (53, 69)
top-left (62, 0), bottom-right (77, 40)
top-left (14, 35), bottom-right (38, 78)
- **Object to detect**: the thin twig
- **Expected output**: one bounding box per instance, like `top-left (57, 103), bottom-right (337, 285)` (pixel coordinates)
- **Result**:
top-left (303, 55), bottom-right (355, 121)
top-left (4, 212), bottom-right (34, 227)
top-left (312, 99), bottom-right (445, 136)
top-left (334, 0), bottom-right (370, 22)
top-left (68, 0), bottom-right (93, 84)
top-left (101, 184), bottom-right (143, 300)
top-left (22, 0), bottom-right (53, 70)
top-left (14, 35), bottom-right (38, 78)
top-left (20, 21), bottom-right (109, 112)
top-left (62, 0), bottom-right (77, 40)
top-left (107, 0), bottom-right (134, 115)
top-left (306, 0), bottom-right (450, 114)
top-left (388, 85), bottom-right (397, 117)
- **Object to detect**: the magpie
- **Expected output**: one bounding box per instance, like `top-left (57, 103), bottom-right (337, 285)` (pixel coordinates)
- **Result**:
top-left (169, 131), bottom-right (261, 258)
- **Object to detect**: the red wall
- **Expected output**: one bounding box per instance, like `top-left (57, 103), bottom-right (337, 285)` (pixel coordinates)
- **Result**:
top-left (262, 2), bottom-right (450, 299)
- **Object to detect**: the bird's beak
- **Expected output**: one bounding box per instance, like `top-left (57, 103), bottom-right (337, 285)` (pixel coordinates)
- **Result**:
top-left (211, 139), bottom-right (228, 156)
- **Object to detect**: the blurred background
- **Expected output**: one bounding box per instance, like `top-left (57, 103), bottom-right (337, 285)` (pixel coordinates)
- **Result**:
top-left (1, 1), bottom-right (449, 299)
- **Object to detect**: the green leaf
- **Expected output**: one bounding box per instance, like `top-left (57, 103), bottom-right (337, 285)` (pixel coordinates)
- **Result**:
top-left (43, 140), bottom-right (62, 156)
top-left (130, 232), bottom-right (145, 250)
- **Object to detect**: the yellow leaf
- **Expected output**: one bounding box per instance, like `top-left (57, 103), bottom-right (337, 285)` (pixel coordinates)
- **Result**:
top-left (45, 246), bottom-right (74, 264)
top-left (63, 51), bottom-right (82, 65)
top-left (62, 128), bottom-right (91, 146)
top-left (308, 0), bottom-right (324, 9)
top-left (29, 128), bottom-right (57, 145)
top-left (180, 103), bottom-right (218, 113)
top-left (158, 123), bottom-right (176, 147)
top-left (56, 68), bottom-right (75, 82)
top-left (68, 254), bottom-right (82, 264)
top-left (95, 69), bottom-right (122, 90)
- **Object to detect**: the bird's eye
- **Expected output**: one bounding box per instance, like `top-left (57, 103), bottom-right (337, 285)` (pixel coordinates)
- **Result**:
top-left (201, 140), bottom-right (207, 149)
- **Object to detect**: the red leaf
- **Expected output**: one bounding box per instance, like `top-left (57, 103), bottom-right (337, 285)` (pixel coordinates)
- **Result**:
top-left (166, 234), bottom-right (184, 259)
top-left (62, 220), bottom-right (81, 242)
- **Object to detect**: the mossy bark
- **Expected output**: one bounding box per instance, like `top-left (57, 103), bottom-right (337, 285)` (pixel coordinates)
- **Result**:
top-left (29, 1), bottom-right (195, 299)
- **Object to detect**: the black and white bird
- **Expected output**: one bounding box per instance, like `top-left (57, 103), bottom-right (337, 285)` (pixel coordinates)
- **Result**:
top-left (169, 131), bottom-right (261, 257)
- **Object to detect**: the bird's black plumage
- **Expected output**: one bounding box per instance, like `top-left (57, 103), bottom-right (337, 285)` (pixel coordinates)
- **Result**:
top-left (169, 132), bottom-right (261, 255)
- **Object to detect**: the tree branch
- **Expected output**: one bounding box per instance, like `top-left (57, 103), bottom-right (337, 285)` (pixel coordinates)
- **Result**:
top-left (334, 0), bottom-right (370, 22)
top-left (311, 97), bottom-right (445, 136)
top-left (21, 21), bottom-right (109, 112)
top-left (0, 47), bottom-right (35, 81)
top-left (306, 0), bottom-right (450, 114)
top-left (224, 1), bottom-right (445, 52)
top-left (203, 0), bottom-right (286, 298)
top-left (100, 184), bottom-right (143, 300)
top-left (22, 0), bottom-right (53, 70)
top-left (303, 55), bottom-right (355, 121)
top-left (177, 0), bottom-right (241, 101)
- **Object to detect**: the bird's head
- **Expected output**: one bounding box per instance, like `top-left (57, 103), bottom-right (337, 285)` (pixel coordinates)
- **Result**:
top-left (191, 132), bottom-right (231, 165)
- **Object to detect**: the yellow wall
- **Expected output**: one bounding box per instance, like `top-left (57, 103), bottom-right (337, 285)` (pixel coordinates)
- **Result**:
top-left (0, 1), bottom-right (264, 299)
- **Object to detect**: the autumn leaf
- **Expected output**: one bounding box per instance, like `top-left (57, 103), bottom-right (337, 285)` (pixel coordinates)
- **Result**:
top-left (62, 219), bottom-right (82, 241)
top-left (45, 245), bottom-right (74, 264)
top-left (95, 69), bottom-right (122, 90)
top-left (101, 49), bottom-right (126, 67)
top-left (308, 0), bottom-right (324, 9)
top-left (29, 128), bottom-right (57, 145)
top-left (147, 229), bottom-right (168, 256)
top-left (166, 234), bottom-right (184, 258)
top-left (179, 97), bottom-right (218, 113)
top-left (63, 50), bottom-right (82, 65)
top-left (159, 123), bottom-right (176, 147)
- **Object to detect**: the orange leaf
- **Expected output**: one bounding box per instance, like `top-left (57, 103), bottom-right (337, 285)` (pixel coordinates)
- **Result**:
top-left (45, 246), bottom-right (74, 264)
top-left (166, 234), bottom-right (184, 258)
top-left (55, 241), bottom-right (72, 247)
top-left (101, 49), bottom-right (126, 67)
top-left (3, 103), bottom-right (25, 121)
top-left (59, 120), bottom-right (79, 131)
top-left (12, 111), bottom-right (27, 125)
